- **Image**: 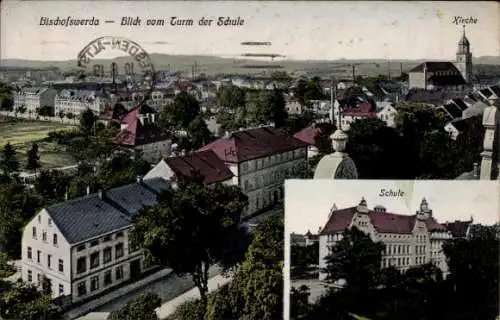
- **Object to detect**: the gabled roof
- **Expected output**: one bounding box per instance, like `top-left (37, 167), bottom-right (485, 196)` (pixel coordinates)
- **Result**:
top-left (198, 126), bottom-right (308, 163)
top-left (293, 123), bottom-right (334, 146)
top-left (113, 106), bottom-right (169, 147)
top-left (441, 103), bottom-right (463, 119)
top-left (443, 220), bottom-right (472, 238)
top-left (99, 103), bottom-right (128, 121)
top-left (165, 150), bottom-right (234, 184)
top-left (448, 116), bottom-right (477, 132)
top-left (45, 177), bottom-right (169, 244)
top-left (343, 102), bottom-right (377, 117)
top-left (409, 61), bottom-right (460, 73)
top-left (405, 88), bottom-right (466, 106)
top-left (320, 205), bottom-right (447, 235)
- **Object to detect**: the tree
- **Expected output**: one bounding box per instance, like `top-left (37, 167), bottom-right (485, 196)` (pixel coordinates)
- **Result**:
top-left (0, 143), bottom-right (19, 176)
top-left (228, 215), bottom-right (284, 320)
top-left (108, 293), bottom-right (161, 320)
top-left (79, 108), bottom-right (97, 133)
top-left (442, 237), bottom-right (499, 320)
top-left (34, 170), bottom-right (71, 203)
top-left (162, 92), bottom-right (201, 129)
top-left (0, 281), bottom-right (59, 320)
top-left (216, 84), bottom-right (246, 110)
top-left (130, 179), bottom-right (248, 301)
top-left (58, 111), bottom-right (64, 121)
top-left (346, 118), bottom-right (405, 179)
top-left (258, 88), bottom-right (288, 128)
top-left (290, 285), bottom-right (311, 319)
top-left (270, 71), bottom-right (293, 87)
top-left (186, 116), bottom-right (214, 150)
top-left (170, 215), bottom-right (284, 320)
top-left (0, 96), bottom-right (13, 111)
top-left (0, 184), bottom-right (43, 258)
top-left (25, 143), bottom-right (41, 174)
top-left (323, 226), bottom-right (385, 290)
top-left (394, 102), bottom-right (454, 178)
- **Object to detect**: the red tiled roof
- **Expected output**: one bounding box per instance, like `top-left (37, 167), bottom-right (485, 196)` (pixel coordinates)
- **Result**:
top-left (443, 220), bottom-right (472, 238)
top-left (198, 126), bottom-right (308, 163)
top-left (99, 103), bottom-right (128, 121)
top-left (294, 126), bottom-right (322, 146)
top-left (113, 106), bottom-right (168, 147)
top-left (320, 206), bottom-right (448, 235)
top-left (343, 102), bottom-right (377, 117)
top-left (165, 150), bottom-right (234, 185)
top-left (293, 123), bottom-right (334, 146)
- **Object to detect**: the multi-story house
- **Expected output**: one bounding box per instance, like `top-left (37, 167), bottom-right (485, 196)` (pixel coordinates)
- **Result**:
top-left (21, 177), bottom-right (170, 303)
top-left (54, 89), bottom-right (108, 117)
top-left (113, 104), bottom-right (172, 163)
top-left (199, 126), bottom-right (308, 217)
top-left (318, 198), bottom-right (455, 282)
top-left (13, 87), bottom-right (57, 114)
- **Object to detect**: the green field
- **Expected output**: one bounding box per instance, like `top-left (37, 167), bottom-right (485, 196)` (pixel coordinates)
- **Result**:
top-left (0, 118), bottom-right (77, 170)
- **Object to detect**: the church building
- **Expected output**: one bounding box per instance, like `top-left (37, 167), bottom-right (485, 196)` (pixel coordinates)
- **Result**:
top-left (408, 27), bottom-right (473, 90)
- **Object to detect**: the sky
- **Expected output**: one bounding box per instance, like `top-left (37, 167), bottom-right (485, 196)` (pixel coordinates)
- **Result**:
top-left (1, 1), bottom-right (499, 61)
top-left (285, 180), bottom-right (500, 235)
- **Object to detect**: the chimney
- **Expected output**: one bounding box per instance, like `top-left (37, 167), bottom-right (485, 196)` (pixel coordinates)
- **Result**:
top-left (136, 175), bottom-right (143, 184)
top-left (86, 186), bottom-right (90, 195)
top-left (97, 189), bottom-right (104, 199)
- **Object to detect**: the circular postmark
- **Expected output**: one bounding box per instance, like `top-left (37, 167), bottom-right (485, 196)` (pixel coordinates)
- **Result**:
top-left (77, 36), bottom-right (156, 109)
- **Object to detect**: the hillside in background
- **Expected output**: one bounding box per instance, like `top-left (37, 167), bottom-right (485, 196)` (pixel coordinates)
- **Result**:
top-left (1, 54), bottom-right (499, 78)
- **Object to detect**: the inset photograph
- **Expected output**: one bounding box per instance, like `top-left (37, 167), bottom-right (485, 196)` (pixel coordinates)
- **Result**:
top-left (284, 180), bottom-right (499, 320)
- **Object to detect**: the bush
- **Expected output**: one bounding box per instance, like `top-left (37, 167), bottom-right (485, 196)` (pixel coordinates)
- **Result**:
top-left (0, 252), bottom-right (16, 278)
top-left (165, 298), bottom-right (205, 320)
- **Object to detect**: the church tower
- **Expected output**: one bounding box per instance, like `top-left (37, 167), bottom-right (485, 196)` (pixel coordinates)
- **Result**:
top-left (455, 25), bottom-right (473, 83)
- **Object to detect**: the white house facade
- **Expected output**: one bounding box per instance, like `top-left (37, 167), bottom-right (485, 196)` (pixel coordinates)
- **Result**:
top-left (199, 126), bottom-right (309, 217)
top-left (54, 90), bottom-right (108, 117)
top-left (21, 177), bottom-right (170, 303)
top-left (13, 87), bottom-right (57, 114)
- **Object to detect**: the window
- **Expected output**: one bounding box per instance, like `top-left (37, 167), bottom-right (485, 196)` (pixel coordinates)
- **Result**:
top-left (77, 245), bottom-right (85, 252)
top-left (47, 254), bottom-right (52, 268)
top-left (37, 273), bottom-right (41, 285)
top-left (90, 240), bottom-right (99, 247)
top-left (48, 218), bottom-right (52, 226)
top-left (115, 266), bottom-right (123, 280)
top-left (103, 247), bottom-right (112, 264)
top-left (77, 281), bottom-right (86, 296)
top-left (37, 250), bottom-right (41, 263)
top-left (242, 162), bottom-right (249, 172)
top-left (90, 252), bottom-right (100, 269)
top-left (104, 270), bottom-right (112, 286)
top-left (28, 270), bottom-right (32, 282)
top-left (103, 236), bottom-right (111, 242)
top-left (38, 215), bottom-right (41, 223)
top-left (76, 257), bottom-right (86, 274)
top-left (90, 276), bottom-right (99, 291)
top-left (59, 284), bottom-right (64, 296)
top-left (27, 247), bottom-right (32, 259)
top-left (32, 227), bottom-right (37, 239)
top-left (58, 259), bottom-right (64, 272)
top-left (116, 232), bottom-right (124, 238)
top-left (53, 234), bottom-right (58, 246)
top-left (42, 232), bottom-right (47, 242)
top-left (115, 243), bottom-right (124, 259)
